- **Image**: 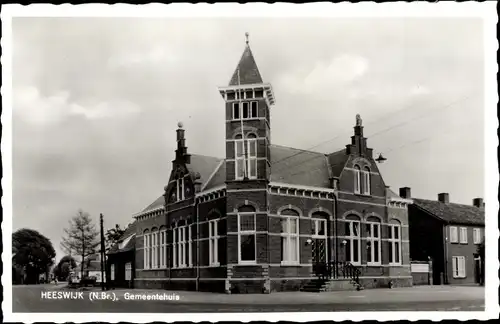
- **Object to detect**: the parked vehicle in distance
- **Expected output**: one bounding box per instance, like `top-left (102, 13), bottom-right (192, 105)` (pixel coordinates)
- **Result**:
top-left (81, 276), bottom-right (97, 287)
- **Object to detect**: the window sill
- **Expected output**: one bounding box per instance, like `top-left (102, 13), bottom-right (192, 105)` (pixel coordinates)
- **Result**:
top-left (366, 262), bottom-right (382, 267)
top-left (460, 242), bottom-right (469, 245)
top-left (281, 261), bottom-right (300, 266)
top-left (388, 263), bottom-right (403, 267)
top-left (209, 262), bottom-right (220, 267)
top-left (237, 261), bottom-right (257, 265)
top-left (355, 193), bottom-right (372, 197)
top-left (453, 276), bottom-right (467, 279)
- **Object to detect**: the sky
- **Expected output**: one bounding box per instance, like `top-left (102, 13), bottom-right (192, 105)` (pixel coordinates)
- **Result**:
top-left (11, 17), bottom-right (485, 261)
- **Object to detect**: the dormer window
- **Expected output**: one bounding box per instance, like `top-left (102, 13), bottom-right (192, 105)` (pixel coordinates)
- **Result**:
top-left (170, 178), bottom-right (185, 203)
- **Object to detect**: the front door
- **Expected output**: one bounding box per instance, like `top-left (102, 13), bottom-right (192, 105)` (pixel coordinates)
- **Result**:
top-left (474, 256), bottom-right (481, 284)
top-left (311, 218), bottom-right (328, 277)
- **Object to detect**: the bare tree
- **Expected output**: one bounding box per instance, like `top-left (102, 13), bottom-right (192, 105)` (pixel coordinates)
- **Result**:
top-left (61, 210), bottom-right (99, 276)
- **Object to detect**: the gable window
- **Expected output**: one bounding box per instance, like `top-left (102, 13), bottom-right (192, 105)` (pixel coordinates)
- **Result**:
top-left (388, 220), bottom-right (402, 265)
top-left (362, 167), bottom-right (371, 195)
top-left (209, 219), bottom-right (220, 266)
top-left (345, 216), bottom-right (361, 265)
top-left (473, 228), bottom-right (482, 244)
top-left (452, 256), bottom-right (466, 278)
top-left (353, 165), bottom-right (361, 194)
top-left (366, 217), bottom-right (381, 265)
top-left (143, 230), bottom-right (151, 270)
top-left (459, 227), bottom-right (468, 244)
top-left (449, 226), bottom-right (458, 243)
top-left (176, 178), bottom-right (185, 201)
top-left (280, 209), bottom-right (300, 265)
top-left (238, 206), bottom-right (257, 264)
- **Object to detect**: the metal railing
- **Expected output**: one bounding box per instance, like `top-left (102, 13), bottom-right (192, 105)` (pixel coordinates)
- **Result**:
top-left (316, 261), bottom-right (361, 285)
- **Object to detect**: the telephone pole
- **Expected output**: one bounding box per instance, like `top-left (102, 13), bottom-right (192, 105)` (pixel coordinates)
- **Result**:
top-left (100, 213), bottom-right (106, 291)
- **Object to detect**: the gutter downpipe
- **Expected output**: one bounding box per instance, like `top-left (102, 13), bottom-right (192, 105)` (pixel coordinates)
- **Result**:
top-left (196, 199), bottom-right (200, 291)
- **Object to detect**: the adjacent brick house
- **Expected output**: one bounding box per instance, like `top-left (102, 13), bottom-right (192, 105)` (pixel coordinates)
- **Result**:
top-left (132, 38), bottom-right (413, 293)
top-left (107, 222), bottom-right (136, 288)
top-left (402, 188), bottom-right (485, 285)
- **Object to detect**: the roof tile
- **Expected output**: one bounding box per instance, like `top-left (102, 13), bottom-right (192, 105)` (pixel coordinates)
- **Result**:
top-left (413, 198), bottom-right (485, 225)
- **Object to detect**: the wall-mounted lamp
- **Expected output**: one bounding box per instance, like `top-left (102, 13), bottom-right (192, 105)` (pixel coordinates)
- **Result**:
top-left (306, 238), bottom-right (312, 246)
top-left (341, 240), bottom-right (347, 246)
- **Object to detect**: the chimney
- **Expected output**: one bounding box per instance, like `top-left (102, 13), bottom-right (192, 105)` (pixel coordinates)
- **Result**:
top-left (399, 187), bottom-right (411, 199)
top-left (438, 193), bottom-right (449, 204)
top-left (473, 198), bottom-right (484, 208)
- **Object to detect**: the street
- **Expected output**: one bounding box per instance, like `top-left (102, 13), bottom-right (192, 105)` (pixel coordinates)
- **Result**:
top-left (12, 284), bottom-right (485, 313)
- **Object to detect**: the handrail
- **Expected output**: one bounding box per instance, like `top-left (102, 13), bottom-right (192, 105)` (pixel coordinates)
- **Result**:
top-left (315, 260), bottom-right (361, 285)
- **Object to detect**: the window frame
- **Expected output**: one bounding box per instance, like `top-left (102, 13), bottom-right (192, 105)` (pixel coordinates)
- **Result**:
top-left (143, 231), bottom-right (151, 270)
top-left (234, 135), bottom-right (258, 180)
top-left (232, 100), bottom-right (258, 120)
top-left (452, 256), bottom-right (466, 278)
top-left (345, 219), bottom-right (361, 265)
top-left (362, 166), bottom-right (371, 195)
top-left (473, 228), bottom-right (482, 244)
top-left (388, 223), bottom-right (402, 265)
top-left (110, 264), bottom-right (115, 281)
top-left (209, 219), bottom-right (220, 266)
top-left (459, 227), bottom-right (468, 244)
top-left (281, 216), bottom-right (300, 265)
top-left (125, 262), bottom-right (132, 281)
top-left (449, 226), bottom-right (458, 243)
top-left (237, 212), bottom-right (257, 265)
top-left (353, 165), bottom-right (361, 194)
top-left (366, 220), bottom-right (382, 266)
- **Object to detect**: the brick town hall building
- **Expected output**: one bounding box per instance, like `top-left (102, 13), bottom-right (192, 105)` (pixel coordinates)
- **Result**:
top-left (131, 38), bottom-right (413, 293)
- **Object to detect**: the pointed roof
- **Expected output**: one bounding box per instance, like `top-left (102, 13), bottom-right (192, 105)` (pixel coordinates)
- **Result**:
top-left (229, 44), bottom-right (264, 86)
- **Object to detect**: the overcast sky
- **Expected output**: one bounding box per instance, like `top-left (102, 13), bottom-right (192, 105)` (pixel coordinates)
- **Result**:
top-left (12, 17), bottom-right (484, 260)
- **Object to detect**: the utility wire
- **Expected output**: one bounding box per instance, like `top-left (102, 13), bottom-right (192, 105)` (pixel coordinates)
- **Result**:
top-left (270, 92), bottom-right (478, 175)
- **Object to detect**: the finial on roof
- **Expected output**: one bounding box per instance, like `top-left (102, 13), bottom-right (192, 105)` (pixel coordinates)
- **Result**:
top-left (245, 32), bottom-right (249, 45)
top-left (356, 114), bottom-right (362, 127)
top-left (177, 121), bottom-right (183, 129)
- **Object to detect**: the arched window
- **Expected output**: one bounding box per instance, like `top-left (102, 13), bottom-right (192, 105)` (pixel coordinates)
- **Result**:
top-left (388, 219), bottom-right (402, 265)
top-left (311, 211), bottom-right (329, 237)
top-left (246, 133), bottom-right (258, 179)
top-left (159, 226), bottom-right (167, 269)
top-left (208, 211), bottom-right (221, 266)
top-left (362, 167), bottom-right (371, 195)
top-left (238, 205), bottom-right (256, 264)
top-left (151, 227), bottom-right (158, 269)
top-left (344, 215), bottom-right (361, 265)
top-left (280, 208), bottom-right (300, 264)
top-left (353, 165), bottom-right (361, 194)
top-left (366, 216), bottom-right (381, 265)
top-left (143, 229), bottom-right (150, 270)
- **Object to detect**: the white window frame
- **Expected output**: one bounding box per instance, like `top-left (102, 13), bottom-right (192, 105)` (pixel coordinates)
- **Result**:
top-left (232, 100), bottom-right (258, 120)
top-left (449, 226), bottom-right (458, 243)
top-left (209, 219), bottom-right (220, 266)
top-left (172, 227), bottom-right (177, 268)
top-left (452, 256), bottom-right (466, 278)
top-left (143, 232), bottom-right (150, 270)
top-left (459, 227), bottom-right (468, 244)
top-left (234, 138), bottom-right (246, 180)
top-left (366, 221), bottom-right (382, 266)
top-left (159, 229), bottom-right (167, 268)
top-left (237, 212), bottom-right (257, 264)
top-left (188, 225), bottom-right (193, 267)
top-left (175, 225), bottom-right (187, 268)
top-left (176, 178), bottom-right (185, 202)
top-left (345, 219), bottom-right (361, 265)
top-left (362, 167), bottom-right (371, 195)
top-left (234, 136), bottom-right (258, 180)
top-left (110, 264), bottom-right (115, 281)
top-left (388, 224), bottom-right (402, 265)
top-left (353, 165), bottom-right (361, 194)
top-left (125, 262), bottom-right (132, 281)
top-left (246, 136), bottom-right (258, 179)
top-left (473, 228), bottom-right (482, 244)
top-left (281, 216), bottom-right (300, 265)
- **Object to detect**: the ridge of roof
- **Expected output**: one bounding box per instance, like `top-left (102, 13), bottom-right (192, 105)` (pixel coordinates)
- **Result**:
top-left (412, 198), bottom-right (485, 225)
top-left (269, 143), bottom-right (326, 156)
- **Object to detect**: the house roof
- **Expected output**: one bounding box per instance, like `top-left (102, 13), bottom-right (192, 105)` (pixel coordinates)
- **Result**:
top-left (108, 222), bottom-right (137, 255)
top-left (228, 44), bottom-right (263, 86)
top-left (412, 198), bottom-right (485, 226)
top-left (187, 154), bottom-right (224, 189)
top-left (327, 149), bottom-right (349, 178)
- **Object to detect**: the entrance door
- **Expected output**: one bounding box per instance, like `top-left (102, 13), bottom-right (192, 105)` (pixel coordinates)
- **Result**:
top-left (311, 218), bottom-right (328, 277)
top-left (474, 256), bottom-right (481, 284)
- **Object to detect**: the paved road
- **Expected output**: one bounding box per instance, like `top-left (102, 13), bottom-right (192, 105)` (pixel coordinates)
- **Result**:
top-left (12, 284), bottom-right (485, 313)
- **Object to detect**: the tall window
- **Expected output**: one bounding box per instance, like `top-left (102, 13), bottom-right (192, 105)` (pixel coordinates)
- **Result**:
top-left (353, 165), bottom-right (361, 194)
top-left (110, 264), bottom-right (115, 281)
top-left (388, 221), bottom-right (402, 265)
top-left (234, 134), bottom-right (258, 180)
top-left (172, 226), bottom-right (177, 268)
top-left (125, 262), bottom-right (132, 281)
top-left (366, 217), bottom-right (381, 265)
top-left (238, 206), bottom-right (256, 264)
top-left (473, 228), bottom-right (482, 244)
top-left (246, 134), bottom-right (258, 179)
top-left (362, 167), bottom-right (371, 195)
top-left (344, 216), bottom-right (361, 265)
top-left (233, 101), bottom-right (258, 120)
top-left (280, 209), bottom-right (300, 265)
top-left (449, 226), bottom-right (458, 243)
top-left (459, 227), bottom-right (468, 244)
top-left (175, 225), bottom-right (188, 268)
top-left (151, 228), bottom-right (158, 269)
top-left (188, 224), bottom-right (193, 267)
top-left (176, 178), bottom-right (185, 201)
top-left (143, 230), bottom-right (151, 269)
top-left (209, 219), bottom-right (220, 266)
top-left (159, 228), bottom-right (167, 268)
top-left (452, 256), bottom-right (466, 278)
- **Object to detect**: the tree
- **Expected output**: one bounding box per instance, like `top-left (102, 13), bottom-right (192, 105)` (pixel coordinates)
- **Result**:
top-left (105, 224), bottom-right (125, 252)
top-left (12, 228), bottom-right (56, 284)
top-left (54, 255), bottom-right (77, 280)
top-left (61, 210), bottom-right (100, 276)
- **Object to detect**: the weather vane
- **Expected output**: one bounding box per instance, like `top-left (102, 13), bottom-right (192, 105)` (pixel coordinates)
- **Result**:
top-left (245, 32), bottom-right (249, 45)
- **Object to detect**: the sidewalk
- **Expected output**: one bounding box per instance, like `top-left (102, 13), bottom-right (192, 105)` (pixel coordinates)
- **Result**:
top-left (104, 285), bottom-right (484, 305)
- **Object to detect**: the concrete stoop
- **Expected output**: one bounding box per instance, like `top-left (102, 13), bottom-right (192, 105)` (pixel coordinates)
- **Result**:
top-left (300, 279), bottom-right (362, 292)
